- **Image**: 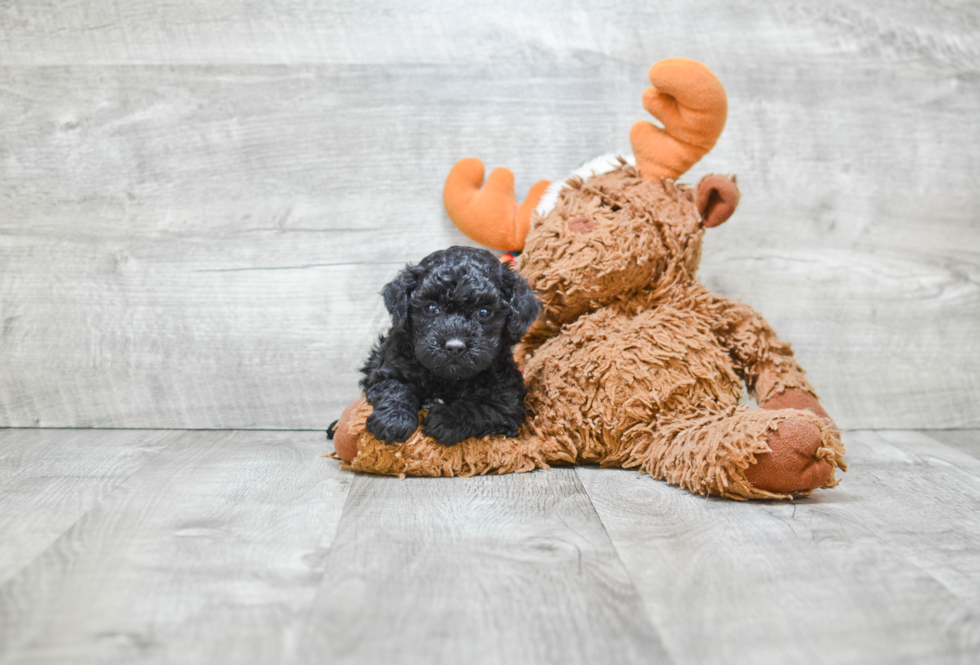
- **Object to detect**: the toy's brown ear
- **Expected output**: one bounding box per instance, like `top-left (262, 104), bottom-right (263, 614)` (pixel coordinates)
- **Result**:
top-left (697, 174), bottom-right (740, 228)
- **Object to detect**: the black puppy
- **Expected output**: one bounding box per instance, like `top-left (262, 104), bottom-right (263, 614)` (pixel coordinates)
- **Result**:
top-left (360, 246), bottom-right (540, 446)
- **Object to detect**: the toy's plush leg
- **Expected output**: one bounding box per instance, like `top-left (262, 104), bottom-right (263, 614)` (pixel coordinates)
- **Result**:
top-left (745, 416), bottom-right (837, 494)
top-left (329, 397), bottom-right (574, 477)
top-left (624, 406), bottom-right (845, 500)
top-left (748, 388), bottom-right (844, 494)
top-left (329, 394), bottom-right (845, 495)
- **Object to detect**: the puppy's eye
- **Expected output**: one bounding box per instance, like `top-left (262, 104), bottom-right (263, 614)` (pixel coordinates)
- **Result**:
top-left (477, 307), bottom-right (492, 318)
top-left (426, 303), bottom-right (439, 314)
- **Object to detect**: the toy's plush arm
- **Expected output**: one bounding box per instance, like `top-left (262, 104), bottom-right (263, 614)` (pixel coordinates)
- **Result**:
top-left (708, 295), bottom-right (818, 405)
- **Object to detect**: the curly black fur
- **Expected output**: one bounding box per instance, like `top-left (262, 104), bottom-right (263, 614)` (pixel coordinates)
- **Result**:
top-left (360, 246), bottom-right (541, 446)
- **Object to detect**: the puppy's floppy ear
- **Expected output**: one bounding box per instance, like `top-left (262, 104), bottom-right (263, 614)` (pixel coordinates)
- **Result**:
top-left (499, 261), bottom-right (541, 342)
top-left (382, 263), bottom-right (424, 330)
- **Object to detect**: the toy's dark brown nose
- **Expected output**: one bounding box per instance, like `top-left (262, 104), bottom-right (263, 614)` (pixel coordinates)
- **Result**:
top-left (444, 339), bottom-right (466, 355)
top-left (567, 216), bottom-right (594, 234)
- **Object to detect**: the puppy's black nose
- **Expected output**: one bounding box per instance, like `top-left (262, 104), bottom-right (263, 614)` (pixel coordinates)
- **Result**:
top-left (444, 339), bottom-right (467, 356)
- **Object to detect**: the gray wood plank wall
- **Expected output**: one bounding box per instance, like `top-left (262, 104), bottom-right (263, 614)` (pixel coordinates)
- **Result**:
top-left (1, 1), bottom-right (978, 429)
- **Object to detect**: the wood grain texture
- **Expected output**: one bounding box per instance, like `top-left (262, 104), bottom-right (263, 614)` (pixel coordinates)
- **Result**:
top-left (0, 429), bottom-right (352, 664)
top-left (0, 428), bottom-right (176, 584)
top-left (577, 430), bottom-right (980, 665)
top-left (2, 428), bottom-right (980, 663)
top-left (1, 1), bottom-right (978, 69)
top-left (927, 429), bottom-right (980, 461)
top-left (300, 469), bottom-right (668, 665)
top-left (1, 1), bottom-right (978, 428)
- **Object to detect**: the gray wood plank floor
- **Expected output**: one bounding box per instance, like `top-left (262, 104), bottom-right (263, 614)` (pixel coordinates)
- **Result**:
top-left (2, 428), bottom-right (979, 664)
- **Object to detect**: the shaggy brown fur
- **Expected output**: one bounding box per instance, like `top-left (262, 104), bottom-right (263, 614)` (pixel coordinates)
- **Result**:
top-left (337, 164), bottom-right (846, 500)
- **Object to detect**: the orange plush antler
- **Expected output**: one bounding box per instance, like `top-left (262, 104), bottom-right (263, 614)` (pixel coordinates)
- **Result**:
top-left (443, 158), bottom-right (550, 252)
top-left (630, 58), bottom-right (728, 181)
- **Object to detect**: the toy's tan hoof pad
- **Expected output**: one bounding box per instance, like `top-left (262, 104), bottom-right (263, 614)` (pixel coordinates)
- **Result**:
top-left (333, 398), bottom-right (365, 464)
top-left (745, 418), bottom-right (834, 494)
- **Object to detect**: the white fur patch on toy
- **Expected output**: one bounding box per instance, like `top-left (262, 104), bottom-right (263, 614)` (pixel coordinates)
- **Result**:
top-left (534, 152), bottom-right (636, 219)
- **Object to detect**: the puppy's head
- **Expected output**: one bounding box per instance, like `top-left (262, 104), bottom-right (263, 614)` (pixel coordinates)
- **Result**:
top-left (382, 246), bottom-right (540, 381)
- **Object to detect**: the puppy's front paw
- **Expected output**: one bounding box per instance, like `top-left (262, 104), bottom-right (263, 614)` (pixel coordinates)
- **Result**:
top-left (366, 408), bottom-right (419, 444)
top-left (421, 407), bottom-right (469, 447)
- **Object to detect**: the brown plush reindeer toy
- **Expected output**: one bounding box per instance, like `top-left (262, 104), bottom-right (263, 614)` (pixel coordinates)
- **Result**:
top-left (332, 58), bottom-right (845, 499)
